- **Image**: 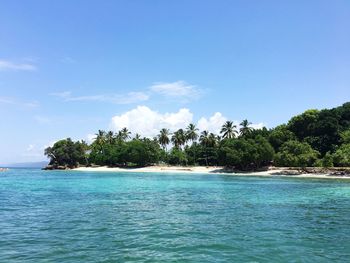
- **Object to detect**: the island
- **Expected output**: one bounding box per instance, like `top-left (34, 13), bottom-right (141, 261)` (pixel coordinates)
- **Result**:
top-left (44, 102), bottom-right (350, 178)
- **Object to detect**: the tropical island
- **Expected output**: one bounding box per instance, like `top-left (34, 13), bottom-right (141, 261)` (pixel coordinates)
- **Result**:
top-left (44, 102), bottom-right (350, 177)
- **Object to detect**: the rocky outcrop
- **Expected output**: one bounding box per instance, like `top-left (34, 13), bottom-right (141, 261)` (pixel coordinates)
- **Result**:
top-left (43, 165), bottom-right (70, 170)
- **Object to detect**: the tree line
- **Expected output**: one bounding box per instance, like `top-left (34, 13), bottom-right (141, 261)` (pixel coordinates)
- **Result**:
top-left (45, 102), bottom-right (350, 170)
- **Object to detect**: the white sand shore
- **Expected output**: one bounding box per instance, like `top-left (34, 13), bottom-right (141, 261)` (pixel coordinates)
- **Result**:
top-left (72, 166), bottom-right (350, 180)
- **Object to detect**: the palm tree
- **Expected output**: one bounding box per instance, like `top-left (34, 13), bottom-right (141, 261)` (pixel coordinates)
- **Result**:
top-left (134, 133), bottom-right (141, 140)
top-left (199, 130), bottom-right (209, 145)
top-left (106, 131), bottom-right (115, 144)
top-left (171, 129), bottom-right (186, 149)
top-left (80, 140), bottom-right (90, 165)
top-left (199, 131), bottom-right (210, 166)
top-left (185, 123), bottom-right (199, 164)
top-left (95, 130), bottom-right (106, 152)
top-left (158, 128), bottom-right (170, 150)
top-left (239, 119), bottom-right (253, 137)
top-left (186, 123), bottom-right (199, 143)
top-left (208, 133), bottom-right (218, 147)
top-left (117, 127), bottom-right (131, 141)
top-left (220, 121), bottom-right (238, 139)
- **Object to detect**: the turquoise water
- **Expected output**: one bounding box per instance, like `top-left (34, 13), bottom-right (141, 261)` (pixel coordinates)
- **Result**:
top-left (1, 169), bottom-right (350, 262)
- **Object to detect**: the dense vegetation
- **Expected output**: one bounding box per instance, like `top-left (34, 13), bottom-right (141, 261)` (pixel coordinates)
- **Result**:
top-left (45, 102), bottom-right (350, 169)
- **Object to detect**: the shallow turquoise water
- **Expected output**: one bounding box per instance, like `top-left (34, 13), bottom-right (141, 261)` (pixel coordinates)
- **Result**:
top-left (1, 169), bottom-right (350, 262)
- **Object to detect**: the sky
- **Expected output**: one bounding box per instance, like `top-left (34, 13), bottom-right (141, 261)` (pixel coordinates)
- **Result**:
top-left (0, 0), bottom-right (349, 164)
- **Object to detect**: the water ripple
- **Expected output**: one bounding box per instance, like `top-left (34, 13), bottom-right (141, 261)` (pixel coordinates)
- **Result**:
top-left (0, 169), bottom-right (350, 262)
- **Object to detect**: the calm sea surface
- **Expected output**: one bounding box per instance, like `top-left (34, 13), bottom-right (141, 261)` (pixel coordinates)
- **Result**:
top-left (1, 169), bottom-right (350, 262)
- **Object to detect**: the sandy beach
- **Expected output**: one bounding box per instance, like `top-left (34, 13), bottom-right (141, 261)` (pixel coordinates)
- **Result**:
top-left (72, 166), bottom-right (350, 180)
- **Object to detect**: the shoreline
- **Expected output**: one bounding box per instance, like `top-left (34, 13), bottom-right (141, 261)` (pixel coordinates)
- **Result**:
top-left (71, 166), bottom-right (350, 180)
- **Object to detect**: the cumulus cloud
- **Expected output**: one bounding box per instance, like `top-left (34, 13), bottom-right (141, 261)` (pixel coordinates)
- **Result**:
top-left (197, 112), bottom-right (228, 134)
top-left (251, 122), bottom-right (265, 130)
top-left (110, 106), bottom-right (193, 137)
top-left (110, 106), bottom-right (266, 139)
top-left (0, 59), bottom-right (37, 71)
top-left (51, 91), bottom-right (149, 104)
top-left (86, 134), bottom-right (97, 143)
top-left (150, 81), bottom-right (202, 101)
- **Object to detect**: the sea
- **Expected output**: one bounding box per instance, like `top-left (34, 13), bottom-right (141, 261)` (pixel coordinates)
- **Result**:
top-left (1, 168), bottom-right (350, 262)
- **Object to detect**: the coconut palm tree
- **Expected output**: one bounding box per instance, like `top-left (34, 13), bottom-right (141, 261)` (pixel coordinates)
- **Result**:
top-left (186, 123), bottom-right (199, 164)
top-left (117, 127), bottom-right (131, 141)
top-left (158, 128), bottom-right (170, 150)
top-left (208, 132), bottom-right (218, 147)
top-left (186, 123), bottom-right (199, 143)
top-left (199, 130), bottom-right (209, 145)
top-left (134, 133), bottom-right (141, 140)
top-left (239, 119), bottom-right (253, 137)
top-left (220, 121), bottom-right (238, 139)
top-left (94, 130), bottom-right (106, 152)
top-left (199, 130), bottom-right (210, 166)
top-left (106, 131), bottom-right (115, 144)
top-left (171, 129), bottom-right (186, 149)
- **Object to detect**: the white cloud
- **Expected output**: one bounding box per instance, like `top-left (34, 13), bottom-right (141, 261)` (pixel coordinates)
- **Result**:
top-left (251, 122), bottom-right (265, 130)
top-left (0, 97), bottom-right (14, 104)
top-left (150, 81), bottom-right (202, 100)
top-left (50, 80), bottom-right (202, 105)
top-left (0, 96), bottom-right (39, 108)
top-left (110, 106), bottom-right (193, 137)
top-left (197, 112), bottom-right (228, 134)
top-left (51, 91), bottom-right (149, 104)
top-left (0, 59), bottom-right (37, 71)
top-left (34, 115), bottom-right (51, 124)
top-left (50, 91), bottom-right (71, 98)
top-left (110, 106), bottom-right (266, 139)
top-left (27, 144), bottom-right (35, 151)
top-left (24, 102), bottom-right (39, 108)
top-left (43, 141), bottom-right (57, 149)
top-left (86, 134), bottom-right (97, 143)
top-left (60, 56), bottom-right (76, 64)
top-left (22, 144), bottom-right (43, 158)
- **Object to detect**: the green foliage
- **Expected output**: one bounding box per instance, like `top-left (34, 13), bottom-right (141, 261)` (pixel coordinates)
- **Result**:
top-left (239, 119), bottom-right (253, 137)
top-left (158, 128), bottom-right (170, 149)
top-left (45, 138), bottom-right (88, 168)
top-left (184, 143), bottom-right (201, 165)
top-left (269, 125), bottom-right (295, 151)
top-left (287, 109), bottom-right (319, 139)
top-left (171, 129), bottom-right (186, 149)
top-left (332, 144), bottom-right (350, 167)
top-left (244, 127), bottom-right (270, 140)
top-left (340, 129), bottom-right (350, 144)
top-left (44, 102), bottom-right (350, 169)
top-left (89, 137), bottom-right (160, 167)
top-left (124, 139), bottom-right (160, 166)
top-left (167, 148), bottom-right (187, 165)
top-left (286, 104), bottom-right (350, 156)
top-left (220, 121), bottom-right (237, 139)
top-left (321, 152), bottom-right (334, 168)
top-left (218, 136), bottom-right (274, 170)
top-left (275, 140), bottom-right (319, 167)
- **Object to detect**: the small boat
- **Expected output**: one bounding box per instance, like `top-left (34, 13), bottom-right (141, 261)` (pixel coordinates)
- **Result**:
top-left (0, 168), bottom-right (9, 172)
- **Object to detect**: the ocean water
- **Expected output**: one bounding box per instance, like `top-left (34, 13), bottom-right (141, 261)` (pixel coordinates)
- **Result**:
top-left (0, 169), bottom-right (350, 262)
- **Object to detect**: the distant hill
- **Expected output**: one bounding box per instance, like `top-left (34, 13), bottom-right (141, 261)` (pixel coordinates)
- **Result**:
top-left (1, 161), bottom-right (48, 168)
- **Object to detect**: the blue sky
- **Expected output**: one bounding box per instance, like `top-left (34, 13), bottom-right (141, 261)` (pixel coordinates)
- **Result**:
top-left (0, 0), bottom-right (349, 164)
